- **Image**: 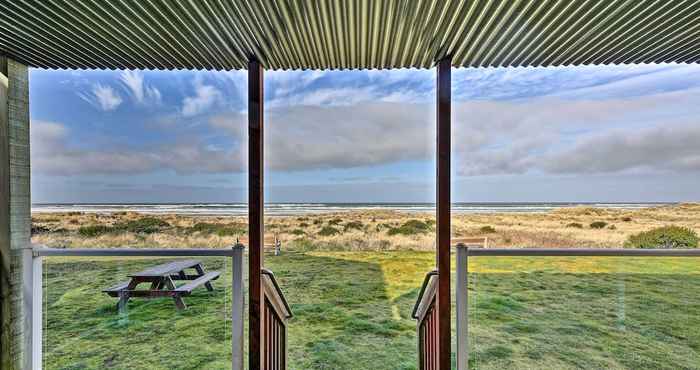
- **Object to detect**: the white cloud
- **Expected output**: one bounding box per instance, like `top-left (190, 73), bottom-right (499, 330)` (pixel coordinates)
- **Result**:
top-left (211, 102), bottom-right (435, 171)
top-left (119, 70), bottom-right (162, 105)
top-left (214, 87), bottom-right (700, 176)
top-left (79, 83), bottom-right (122, 111)
top-left (31, 120), bottom-right (245, 176)
top-left (181, 79), bottom-right (222, 116)
top-left (541, 123), bottom-right (700, 174)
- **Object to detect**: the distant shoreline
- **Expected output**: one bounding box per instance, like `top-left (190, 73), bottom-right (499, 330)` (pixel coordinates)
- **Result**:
top-left (31, 202), bottom-right (675, 216)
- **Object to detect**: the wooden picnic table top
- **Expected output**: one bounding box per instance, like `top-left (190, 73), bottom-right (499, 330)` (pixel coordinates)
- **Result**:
top-left (128, 259), bottom-right (202, 278)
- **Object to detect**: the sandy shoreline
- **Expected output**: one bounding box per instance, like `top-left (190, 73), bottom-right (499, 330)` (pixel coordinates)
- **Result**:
top-left (31, 203), bottom-right (700, 250)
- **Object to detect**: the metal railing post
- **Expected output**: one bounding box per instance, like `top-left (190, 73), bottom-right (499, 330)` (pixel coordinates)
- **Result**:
top-left (231, 244), bottom-right (245, 370)
top-left (456, 245), bottom-right (468, 370)
top-left (31, 251), bottom-right (43, 370)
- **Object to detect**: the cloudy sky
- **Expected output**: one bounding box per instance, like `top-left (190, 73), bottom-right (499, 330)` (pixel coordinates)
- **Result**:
top-left (30, 63), bottom-right (700, 204)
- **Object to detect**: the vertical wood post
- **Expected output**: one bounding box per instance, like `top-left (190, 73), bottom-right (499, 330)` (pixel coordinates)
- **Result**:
top-left (436, 57), bottom-right (452, 370)
top-left (1, 55), bottom-right (31, 370)
top-left (0, 55), bottom-right (9, 370)
top-left (248, 59), bottom-right (264, 370)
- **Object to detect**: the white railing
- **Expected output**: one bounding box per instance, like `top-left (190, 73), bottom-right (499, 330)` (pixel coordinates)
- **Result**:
top-left (30, 244), bottom-right (246, 370)
top-left (453, 245), bottom-right (700, 370)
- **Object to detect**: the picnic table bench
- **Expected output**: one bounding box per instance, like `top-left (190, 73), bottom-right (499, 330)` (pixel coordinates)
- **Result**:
top-left (103, 259), bottom-right (220, 311)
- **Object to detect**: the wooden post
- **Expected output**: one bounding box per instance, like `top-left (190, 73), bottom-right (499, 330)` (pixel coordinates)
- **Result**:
top-left (0, 55), bottom-right (9, 370)
top-left (248, 59), bottom-right (264, 370)
top-left (436, 57), bottom-right (451, 370)
top-left (1, 55), bottom-right (31, 370)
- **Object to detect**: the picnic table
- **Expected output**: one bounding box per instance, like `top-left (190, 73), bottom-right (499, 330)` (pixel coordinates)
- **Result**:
top-left (103, 259), bottom-right (220, 310)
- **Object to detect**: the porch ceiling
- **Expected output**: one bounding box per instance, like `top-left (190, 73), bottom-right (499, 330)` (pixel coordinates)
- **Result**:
top-left (1, 0), bottom-right (699, 71)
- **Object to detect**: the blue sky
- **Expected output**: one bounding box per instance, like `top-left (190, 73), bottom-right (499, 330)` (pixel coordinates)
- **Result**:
top-left (30, 63), bottom-right (700, 203)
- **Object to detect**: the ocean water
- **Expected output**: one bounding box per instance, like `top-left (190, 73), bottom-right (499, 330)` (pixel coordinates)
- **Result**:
top-left (31, 202), bottom-right (669, 216)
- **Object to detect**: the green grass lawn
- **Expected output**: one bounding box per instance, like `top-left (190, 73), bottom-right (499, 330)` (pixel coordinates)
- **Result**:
top-left (42, 252), bottom-right (700, 369)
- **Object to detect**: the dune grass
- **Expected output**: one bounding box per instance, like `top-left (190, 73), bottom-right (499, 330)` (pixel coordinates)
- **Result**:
top-left (31, 204), bottom-right (700, 251)
top-left (42, 252), bottom-right (700, 369)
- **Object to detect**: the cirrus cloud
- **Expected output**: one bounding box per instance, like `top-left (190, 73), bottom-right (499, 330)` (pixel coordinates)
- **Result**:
top-left (79, 83), bottom-right (122, 111)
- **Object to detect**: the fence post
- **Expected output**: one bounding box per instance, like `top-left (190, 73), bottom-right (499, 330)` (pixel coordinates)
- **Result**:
top-left (231, 244), bottom-right (245, 370)
top-left (456, 244), bottom-right (468, 370)
top-left (31, 251), bottom-right (43, 370)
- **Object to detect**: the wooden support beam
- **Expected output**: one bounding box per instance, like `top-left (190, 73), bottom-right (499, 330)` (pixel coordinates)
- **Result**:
top-left (435, 57), bottom-right (451, 370)
top-left (0, 54), bottom-right (10, 370)
top-left (1, 55), bottom-right (31, 370)
top-left (248, 59), bottom-right (264, 370)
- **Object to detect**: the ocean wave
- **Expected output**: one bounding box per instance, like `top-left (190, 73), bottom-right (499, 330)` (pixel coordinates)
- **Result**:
top-left (31, 202), bottom-right (670, 216)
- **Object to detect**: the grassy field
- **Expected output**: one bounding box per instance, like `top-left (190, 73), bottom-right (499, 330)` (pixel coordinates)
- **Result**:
top-left (43, 251), bottom-right (700, 370)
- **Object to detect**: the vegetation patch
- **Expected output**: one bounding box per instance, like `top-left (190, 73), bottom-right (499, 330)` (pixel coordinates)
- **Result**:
top-left (375, 223), bottom-right (393, 232)
top-left (344, 221), bottom-right (363, 231)
top-left (290, 238), bottom-right (315, 251)
top-left (116, 217), bottom-right (171, 234)
top-left (387, 220), bottom-right (431, 236)
top-left (481, 345), bottom-right (514, 360)
top-left (291, 229), bottom-right (305, 236)
top-left (78, 225), bottom-right (114, 237)
top-left (189, 222), bottom-right (246, 237)
top-left (318, 226), bottom-right (341, 237)
top-left (589, 221), bottom-right (608, 229)
top-left (625, 226), bottom-right (699, 249)
top-left (327, 218), bottom-right (343, 226)
top-left (31, 225), bottom-right (51, 235)
top-left (480, 225), bottom-right (497, 234)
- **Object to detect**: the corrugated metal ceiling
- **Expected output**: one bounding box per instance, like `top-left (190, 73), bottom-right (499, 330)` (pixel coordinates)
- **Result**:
top-left (1, 0), bottom-right (699, 70)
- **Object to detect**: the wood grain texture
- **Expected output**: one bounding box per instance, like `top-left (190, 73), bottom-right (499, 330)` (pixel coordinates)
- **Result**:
top-left (435, 57), bottom-right (451, 370)
top-left (0, 54), bottom-right (11, 370)
top-left (248, 59), bottom-right (264, 370)
top-left (0, 57), bottom-right (30, 370)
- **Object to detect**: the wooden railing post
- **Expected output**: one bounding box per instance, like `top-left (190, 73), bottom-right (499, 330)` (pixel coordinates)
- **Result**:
top-left (435, 57), bottom-right (452, 370)
top-left (248, 59), bottom-right (264, 370)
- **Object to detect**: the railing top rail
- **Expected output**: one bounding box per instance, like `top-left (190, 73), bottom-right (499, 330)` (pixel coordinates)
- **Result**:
top-left (454, 245), bottom-right (700, 257)
top-left (261, 268), bottom-right (293, 319)
top-left (33, 245), bottom-right (244, 257)
top-left (411, 269), bottom-right (438, 320)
